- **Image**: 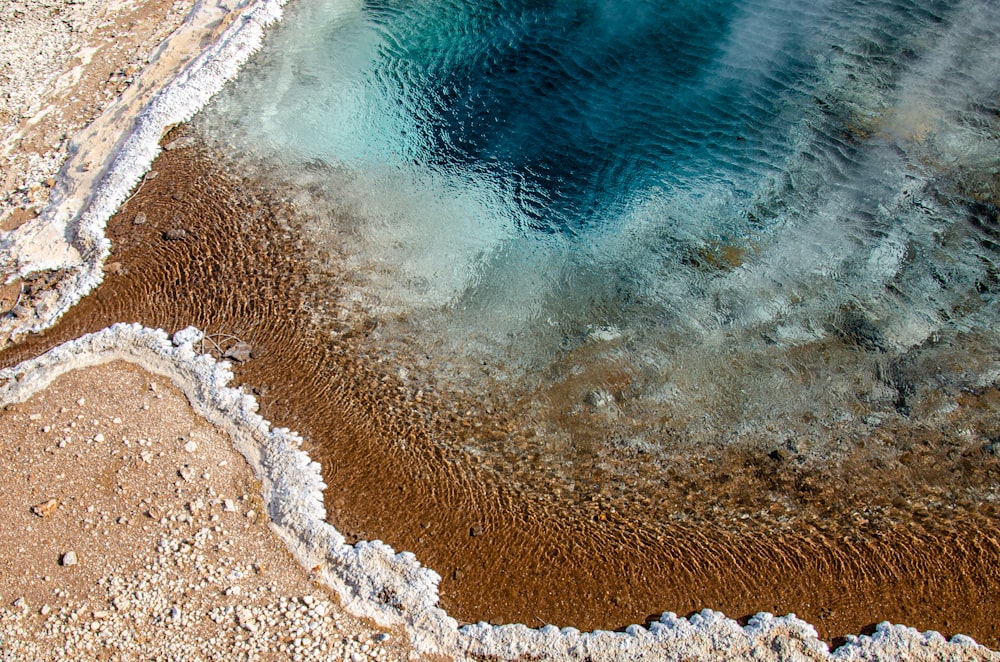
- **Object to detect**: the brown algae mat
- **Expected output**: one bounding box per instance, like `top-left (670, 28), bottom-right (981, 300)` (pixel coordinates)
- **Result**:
top-left (2, 135), bottom-right (999, 649)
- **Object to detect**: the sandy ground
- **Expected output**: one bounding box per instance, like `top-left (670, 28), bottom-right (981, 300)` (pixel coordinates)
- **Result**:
top-left (0, 0), bottom-right (414, 658)
top-left (0, 0), bottom-right (194, 227)
top-left (0, 360), bottom-right (412, 660)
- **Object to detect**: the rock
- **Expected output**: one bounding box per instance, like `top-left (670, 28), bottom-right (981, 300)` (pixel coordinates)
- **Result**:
top-left (224, 341), bottom-right (253, 362)
top-left (31, 498), bottom-right (59, 517)
top-left (469, 524), bottom-right (484, 537)
top-left (0, 279), bottom-right (23, 315)
top-left (585, 389), bottom-right (615, 408)
top-left (183, 440), bottom-right (197, 453)
top-left (132, 212), bottom-right (147, 225)
top-left (162, 228), bottom-right (188, 241)
top-left (769, 448), bottom-right (791, 462)
top-left (587, 326), bottom-right (622, 343)
top-left (61, 550), bottom-right (78, 566)
top-left (223, 499), bottom-right (237, 512)
top-left (163, 136), bottom-right (196, 151)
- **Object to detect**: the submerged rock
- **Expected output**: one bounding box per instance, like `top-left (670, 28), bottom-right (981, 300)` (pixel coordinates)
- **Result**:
top-left (162, 228), bottom-right (188, 241)
top-left (224, 341), bottom-right (253, 362)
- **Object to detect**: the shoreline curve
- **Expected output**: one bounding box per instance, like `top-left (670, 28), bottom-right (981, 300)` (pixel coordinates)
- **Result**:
top-left (0, 323), bottom-right (993, 660)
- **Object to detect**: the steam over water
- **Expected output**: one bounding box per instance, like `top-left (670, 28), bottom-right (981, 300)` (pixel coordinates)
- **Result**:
top-left (197, 0), bottom-right (1000, 495)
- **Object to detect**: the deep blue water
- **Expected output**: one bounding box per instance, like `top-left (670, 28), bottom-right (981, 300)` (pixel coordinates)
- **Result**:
top-left (198, 0), bottom-right (1000, 457)
top-left (362, 0), bottom-right (820, 234)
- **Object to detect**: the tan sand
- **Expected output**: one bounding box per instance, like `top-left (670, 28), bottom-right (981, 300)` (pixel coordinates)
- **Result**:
top-left (0, 360), bottom-right (410, 660)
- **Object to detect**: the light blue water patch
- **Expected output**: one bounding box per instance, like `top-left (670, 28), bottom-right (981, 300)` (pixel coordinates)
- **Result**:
top-left (197, 0), bottom-right (1000, 455)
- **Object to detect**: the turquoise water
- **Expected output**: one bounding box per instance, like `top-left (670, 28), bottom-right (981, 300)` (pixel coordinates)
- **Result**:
top-left (197, 0), bottom-right (1000, 477)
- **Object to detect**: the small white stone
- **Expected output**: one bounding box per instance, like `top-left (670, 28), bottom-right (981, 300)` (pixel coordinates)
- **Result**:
top-left (61, 551), bottom-right (78, 566)
top-left (93, 433), bottom-right (105, 443)
top-left (76, 398), bottom-right (86, 406)
top-left (183, 440), bottom-right (197, 453)
top-left (223, 499), bottom-right (237, 512)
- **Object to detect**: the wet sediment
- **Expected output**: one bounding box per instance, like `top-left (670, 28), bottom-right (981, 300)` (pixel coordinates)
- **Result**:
top-left (2, 136), bottom-right (999, 648)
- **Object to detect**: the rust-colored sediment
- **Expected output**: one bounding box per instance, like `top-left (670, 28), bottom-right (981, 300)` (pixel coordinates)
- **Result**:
top-left (3, 137), bottom-right (999, 648)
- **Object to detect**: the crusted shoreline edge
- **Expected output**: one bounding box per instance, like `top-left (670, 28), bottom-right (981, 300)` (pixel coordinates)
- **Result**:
top-left (0, 323), bottom-right (993, 660)
top-left (0, 0), bottom-right (996, 654)
top-left (0, 0), bottom-right (296, 340)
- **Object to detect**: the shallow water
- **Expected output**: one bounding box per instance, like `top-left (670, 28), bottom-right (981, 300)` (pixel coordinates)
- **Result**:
top-left (4, 137), bottom-right (1000, 642)
top-left (195, 0), bottom-right (1000, 500)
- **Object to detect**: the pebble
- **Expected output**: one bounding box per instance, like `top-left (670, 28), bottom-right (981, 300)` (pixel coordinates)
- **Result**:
top-left (163, 136), bottom-right (196, 151)
top-left (60, 551), bottom-right (78, 567)
top-left (183, 440), bottom-right (197, 453)
top-left (223, 341), bottom-right (253, 362)
top-left (31, 498), bottom-right (59, 517)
